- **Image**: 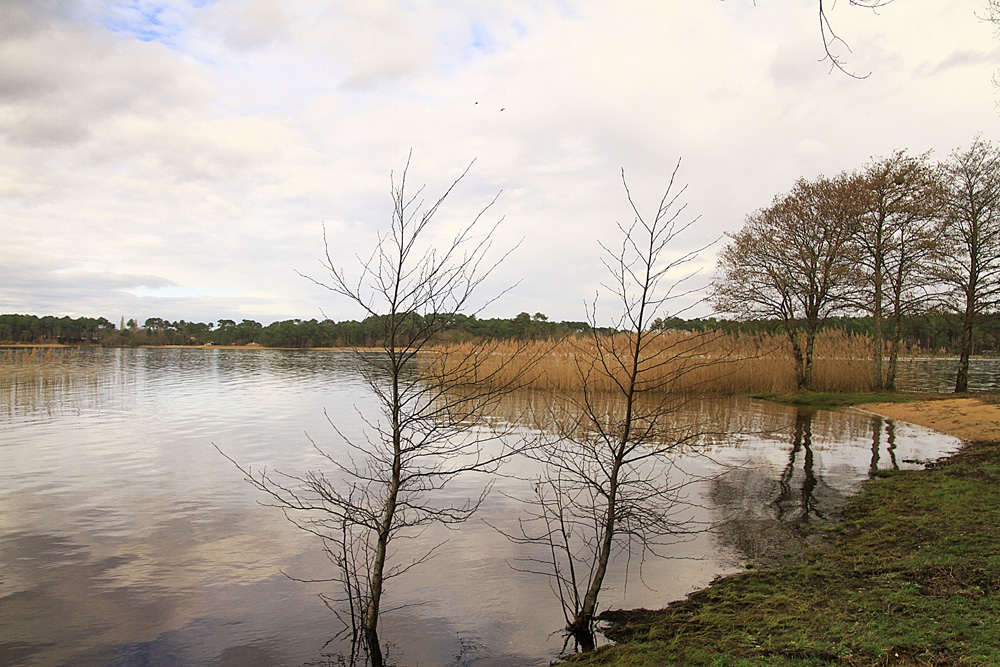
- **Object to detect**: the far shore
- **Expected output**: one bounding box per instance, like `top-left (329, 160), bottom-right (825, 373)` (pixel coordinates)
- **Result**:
top-left (1, 342), bottom-right (359, 350)
top-left (1, 342), bottom-right (994, 359)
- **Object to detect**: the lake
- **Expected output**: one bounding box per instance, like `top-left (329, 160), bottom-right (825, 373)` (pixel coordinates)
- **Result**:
top-left (0, 348), bottom-right (976, 666)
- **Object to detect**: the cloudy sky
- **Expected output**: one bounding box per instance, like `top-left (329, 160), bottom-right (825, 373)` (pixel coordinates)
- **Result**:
top-left (2, 0), bottom-right (998, 327)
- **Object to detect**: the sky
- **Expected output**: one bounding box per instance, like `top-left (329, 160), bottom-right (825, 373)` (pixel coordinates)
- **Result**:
top-left (2, 0), bottom-right (998, 327)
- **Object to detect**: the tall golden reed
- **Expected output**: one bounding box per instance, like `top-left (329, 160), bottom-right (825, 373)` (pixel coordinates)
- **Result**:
top-left (428, 329), bottom-right (879, 395)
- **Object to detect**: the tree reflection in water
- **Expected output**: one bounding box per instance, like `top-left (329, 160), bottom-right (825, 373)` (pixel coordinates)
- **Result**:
top-left (711, 407), bottom-right (920, 568)
top-left (774, 411), bottom-right (823, 524)
top-left (711, 408), bottom-right (842, 566)
top-left (868, 414), bottom-right (900, 477)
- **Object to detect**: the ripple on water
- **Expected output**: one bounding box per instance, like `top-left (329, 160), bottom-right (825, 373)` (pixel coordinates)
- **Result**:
top-left (0, 349), bottom-right (970, 666)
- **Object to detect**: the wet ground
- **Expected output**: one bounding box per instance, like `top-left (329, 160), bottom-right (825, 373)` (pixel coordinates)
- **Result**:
top-left (860, 396), bottom-right (1000, 442)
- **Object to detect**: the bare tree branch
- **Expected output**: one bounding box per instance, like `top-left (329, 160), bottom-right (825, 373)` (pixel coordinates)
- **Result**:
top-left (817, 0), bottom-right (893, 78)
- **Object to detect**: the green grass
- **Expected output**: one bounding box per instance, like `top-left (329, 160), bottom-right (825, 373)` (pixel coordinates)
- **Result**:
top-left (565, 440), bottom-right (1000, 666)
top-left (749, 391), bottom-right (929, 409)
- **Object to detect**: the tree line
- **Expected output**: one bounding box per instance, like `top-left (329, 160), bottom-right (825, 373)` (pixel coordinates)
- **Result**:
top-left (0, 312), bottom-right (596, 347)
top-left (3, 310), bottom-right (998, 357)
top-left (0, 314), bottom-right (116, 344)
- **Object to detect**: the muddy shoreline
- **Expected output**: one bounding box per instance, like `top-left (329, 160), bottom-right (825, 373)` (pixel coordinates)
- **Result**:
top-left (859, 395), bottom-right (1000, 442)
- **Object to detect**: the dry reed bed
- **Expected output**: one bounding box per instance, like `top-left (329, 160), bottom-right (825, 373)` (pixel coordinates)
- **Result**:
top-left (430, 330), bottom-right (878, 395)
top-left (0, 347), bottom-right (103, 412)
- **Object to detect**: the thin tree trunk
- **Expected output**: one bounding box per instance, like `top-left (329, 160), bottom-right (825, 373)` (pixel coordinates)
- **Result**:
top-left (364, 354), bottom-right (404, 667)
top-left (871, 274), bottom-right (885, 391)
top-left (573, 311), bottom-right (644, 641)
top-left (803, 327), bottom-right (817, 391)
top-left (871, 310), bottom-right (884, 391)
top-left (886, 337), bottom-right (900, 391)
top-left (576, 467), bottom-right (617, 627)
top-left (789, 331), bottom-right (807, 390)
top-left (569, 459), bottom-right (619, 650)
top-left (886, 309), bottom-right (903, 391)
top-left (955, 308), bottom-right (975, 393)
top-left (363, 462), bottom-right (399, 666)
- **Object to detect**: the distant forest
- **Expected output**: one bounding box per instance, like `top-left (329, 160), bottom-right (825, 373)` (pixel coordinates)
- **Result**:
top-left (1, 311), bottom-right (999, 356)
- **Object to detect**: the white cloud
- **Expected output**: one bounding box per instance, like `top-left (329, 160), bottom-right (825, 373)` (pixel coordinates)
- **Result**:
top-left (0, 0), bottom-right (997, 326)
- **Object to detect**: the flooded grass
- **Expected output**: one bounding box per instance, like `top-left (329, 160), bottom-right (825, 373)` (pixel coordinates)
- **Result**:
top-left (1, 347), bottom-right (98, 413)
top-left (750, 392), bottom-right (930, 409)
top-left (566, 439), bottom-right (1000, 666)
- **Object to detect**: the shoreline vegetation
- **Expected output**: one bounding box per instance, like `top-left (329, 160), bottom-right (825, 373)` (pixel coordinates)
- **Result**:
top-left (563, 394), bottom-right (1000, 667)
top-left (3, 330), bottom-right (996, 396)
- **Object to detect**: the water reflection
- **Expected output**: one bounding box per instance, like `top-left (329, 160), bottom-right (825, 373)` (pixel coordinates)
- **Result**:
top-left (774, 412), bottom-right (823, 524)
top-left (868, 415), bottom-right (897, 476)
top-left (708, 405), bottom-right (958, 569)
top-left (710, 409), bottom-right (827, 567)
top-left (0, 349), bottom-right (966, 666)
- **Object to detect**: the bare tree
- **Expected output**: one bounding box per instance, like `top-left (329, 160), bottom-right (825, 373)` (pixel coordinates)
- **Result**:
top-left (851, 151), bottom-right (944, 390)
top-left (712, 174), bottom-right (862, 390)
top-left (221, 155), bottom-right (532, 666)
top-left (500, 162), bottom-right (721, 652)
top-left (935, 138), bottom-right (1000, 393)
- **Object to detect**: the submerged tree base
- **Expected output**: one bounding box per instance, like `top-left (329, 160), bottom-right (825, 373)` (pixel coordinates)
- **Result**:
top-left (564, 438), bottom-right (1000, 666)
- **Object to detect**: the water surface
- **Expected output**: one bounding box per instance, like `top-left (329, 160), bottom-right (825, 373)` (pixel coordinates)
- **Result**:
top-left (0, 349), bottom-right (966, 666)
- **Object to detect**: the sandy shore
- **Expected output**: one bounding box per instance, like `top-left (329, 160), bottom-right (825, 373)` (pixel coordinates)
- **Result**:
top-left (860, 396), bottom-right (1000, 442)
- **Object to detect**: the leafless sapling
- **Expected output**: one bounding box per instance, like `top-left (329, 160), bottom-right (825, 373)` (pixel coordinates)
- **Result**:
top-left (222, 154), bottom-right (532, 666)
top-left (500, 161), bottom-right (723, 652)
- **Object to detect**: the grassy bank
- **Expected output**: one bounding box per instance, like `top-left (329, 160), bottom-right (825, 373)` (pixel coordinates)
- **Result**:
top-left (565, 437), bottom-right (1000, 666)
top-left (749, 392), bottom-right (932, 409)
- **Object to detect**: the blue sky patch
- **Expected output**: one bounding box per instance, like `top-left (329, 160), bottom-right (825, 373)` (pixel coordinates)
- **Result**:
top-left (92, 0), bottom-right (213, 45)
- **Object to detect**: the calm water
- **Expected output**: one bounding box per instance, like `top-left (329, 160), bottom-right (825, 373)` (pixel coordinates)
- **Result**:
top-left (0, 349), bottom-right (969, 666)
top-left (893, 356), bottom-right (1000, 392)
